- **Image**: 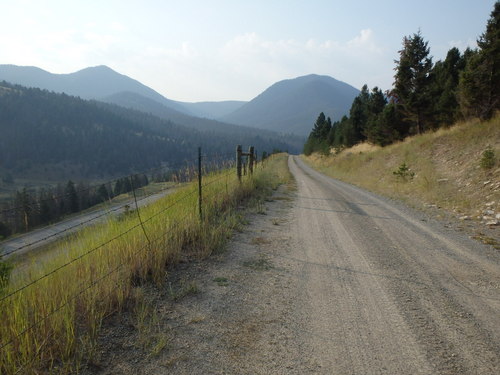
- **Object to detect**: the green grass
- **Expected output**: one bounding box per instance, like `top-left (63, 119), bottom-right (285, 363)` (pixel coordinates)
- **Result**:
top-left (243, 255), bottom-right (274, 271)
top-left (0, 153), bottom-right (290, 374)
top-left (303, 116), bottom-right (500, 218)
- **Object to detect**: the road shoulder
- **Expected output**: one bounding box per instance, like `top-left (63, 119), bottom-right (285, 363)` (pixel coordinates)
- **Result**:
top-left (81, 183), bottom-right (302, 374)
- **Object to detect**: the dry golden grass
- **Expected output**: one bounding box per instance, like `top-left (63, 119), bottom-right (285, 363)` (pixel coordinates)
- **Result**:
top-left (303, 116), bottom-right (500, 218)
top-left (0, 154), bottom-right (290, 374)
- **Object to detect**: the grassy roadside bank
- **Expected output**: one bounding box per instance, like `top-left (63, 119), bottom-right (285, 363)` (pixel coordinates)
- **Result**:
top-left (302, 116), bottom-right (499, 238)
top-left (0, 153), bottom-right (290, 374)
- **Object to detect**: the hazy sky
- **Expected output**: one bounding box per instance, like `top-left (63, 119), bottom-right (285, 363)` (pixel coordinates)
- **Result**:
top-left (0, 0), bottom-right (496, 102)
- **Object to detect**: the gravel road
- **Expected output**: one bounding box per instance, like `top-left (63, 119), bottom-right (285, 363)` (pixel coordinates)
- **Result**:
top-left (284, 156), bottom-right (500, 374)
top-left (87, 155), bottom-right (500, 374)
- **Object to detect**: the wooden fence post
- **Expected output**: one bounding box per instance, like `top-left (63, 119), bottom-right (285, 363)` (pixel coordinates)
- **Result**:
top-left (249, 146), bottom-right (254, 175)
top-left (198, 147), bottom-right (202, 222)
top-left (236, 145), bottom-right (242, 182)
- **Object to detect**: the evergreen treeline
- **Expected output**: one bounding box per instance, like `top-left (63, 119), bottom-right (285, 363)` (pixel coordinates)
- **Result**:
top-left (0, 83), bottom-right (194, 178)
top-left (0, 81), bottom-right (300, 240)
top-left (0, 175), bottom-right (148, 238)
top-left (304, 2), bottom-right (499, 154)
top-left (0, 82), bottom-right (299, 180)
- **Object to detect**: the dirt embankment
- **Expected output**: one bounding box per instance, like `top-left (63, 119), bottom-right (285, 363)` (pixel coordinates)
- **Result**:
top-left (304, 116), bottom-right (500, 249)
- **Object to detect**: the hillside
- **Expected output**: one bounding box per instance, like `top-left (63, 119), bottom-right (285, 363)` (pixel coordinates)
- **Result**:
top-left (101, 91), bottom-right (301, 145)
top-left (0, 82), bottom-right (299, 183)
top-left (303, 116), bottom-right (500, 244)
top-left (221, 74), bottom-right (359, 135)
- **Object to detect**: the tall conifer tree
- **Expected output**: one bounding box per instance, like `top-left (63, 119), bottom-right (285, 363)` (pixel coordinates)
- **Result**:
top-left (393, 31), bottom-right (433, 134)
top-left (459, 1), bottom-right (500, 119)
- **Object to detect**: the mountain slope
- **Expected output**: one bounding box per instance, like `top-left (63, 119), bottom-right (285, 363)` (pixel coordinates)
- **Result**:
top-left (0, 64), bottom-right (189, 113)
top-left (0, 82), bottom-right (299, 182)
top-left (221, 74), bottom-right (359, 135)
top-left (101, 91), bottom-right (302, 143)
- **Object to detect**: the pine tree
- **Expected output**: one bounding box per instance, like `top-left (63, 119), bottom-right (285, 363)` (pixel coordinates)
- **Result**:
top-left (0, 221), bottom-right (12, 240)
top-left (38, 189), bottom-right (52, 225)
top-left (393, 31), bottom-right (433, 134)
top-left (65, 180), bottom-right (79, 213)
top-left (114, 179), bottom-right (123, 196)
top-left (431, 47), bottom-right (465, 126)
top-left (349, 85), bottom-right (370, 143)
top-left (310, 112), bottom-right (331, 139)
top-left (364, 87), bottom-right (388, 144)
top-left (304, 112), bottom-right (332, 155)
top-left (459, 1), bottom-right (500, 119)
top-left (333, 116), bottom-right (355, 147)
top-left (97, 184), bottom-right (109, 202)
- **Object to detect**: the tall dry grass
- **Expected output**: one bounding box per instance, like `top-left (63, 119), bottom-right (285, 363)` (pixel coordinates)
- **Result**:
top-left (303, 116), bottom-right (500, 217)
top-left (0, 153), bottom-right (290, 374)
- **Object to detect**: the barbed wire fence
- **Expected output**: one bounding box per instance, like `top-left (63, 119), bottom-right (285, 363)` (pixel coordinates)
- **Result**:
top-left (0, 145), bottom-right (264, 374)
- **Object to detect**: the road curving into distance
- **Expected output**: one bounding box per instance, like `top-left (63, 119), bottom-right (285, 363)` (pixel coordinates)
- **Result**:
top-left (284, 155), bottom-right (500, 374)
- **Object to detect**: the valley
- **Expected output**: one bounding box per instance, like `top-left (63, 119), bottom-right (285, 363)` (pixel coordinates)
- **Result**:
top-left (0, 2), bottom-right (498, 373)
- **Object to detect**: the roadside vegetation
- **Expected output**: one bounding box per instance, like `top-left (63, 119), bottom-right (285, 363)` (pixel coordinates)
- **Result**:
top-left (303, 115), bottom-right (499, 222)
top-left (302, 1), bottom-right (499, 237)
top-left (304, 2), bottom-right (499, 154)
top-left (0, 153), bottom-right (290, 374)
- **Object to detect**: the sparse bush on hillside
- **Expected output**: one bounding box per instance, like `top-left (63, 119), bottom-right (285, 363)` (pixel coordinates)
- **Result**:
top-left (393, 162), bottom-right (415, 180)
top-left (480, 146), bottom-right (496, 169)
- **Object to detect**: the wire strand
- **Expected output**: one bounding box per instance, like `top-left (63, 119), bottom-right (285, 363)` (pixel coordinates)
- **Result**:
top-left (1, 183), bottom-right (179, 258)
top-left (0, 187), bottom-right (198, 304)
top-left (0, 210), bottom-right (193, 352)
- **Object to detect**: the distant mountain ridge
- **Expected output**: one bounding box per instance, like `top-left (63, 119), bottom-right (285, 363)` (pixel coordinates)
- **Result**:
top-left (0, 65), bottom-right (359, 136)
top-left (0, 81), bottom-right (300, 182)
top-left (0, 64), bottom-right (249, 120)
top-left (100, 91), bottom-right (303, 147)
top-left (221, 74), bottom-right (359, 135)
top-left (0, 64), bottom-right (190, 113)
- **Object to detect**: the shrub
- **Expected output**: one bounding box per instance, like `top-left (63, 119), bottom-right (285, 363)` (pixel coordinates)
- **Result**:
top-left (480, 146), bottom-right (495, 169)
top-left (393, 162), bottom-right (415, 180)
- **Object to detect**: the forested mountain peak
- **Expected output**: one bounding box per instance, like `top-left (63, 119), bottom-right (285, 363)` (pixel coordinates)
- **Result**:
top-left (220, 74), bottom-right (359, 135)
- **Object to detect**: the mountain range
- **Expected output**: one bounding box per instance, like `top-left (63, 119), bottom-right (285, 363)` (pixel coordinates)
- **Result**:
top-left (0, 64), bottom-right (359, 136)
top-left (0, 81), bottom-right (298, 183)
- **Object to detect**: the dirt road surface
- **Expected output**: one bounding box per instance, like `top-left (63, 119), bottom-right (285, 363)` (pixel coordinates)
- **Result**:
top-left (89, 155), bottom-right (500, 374)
